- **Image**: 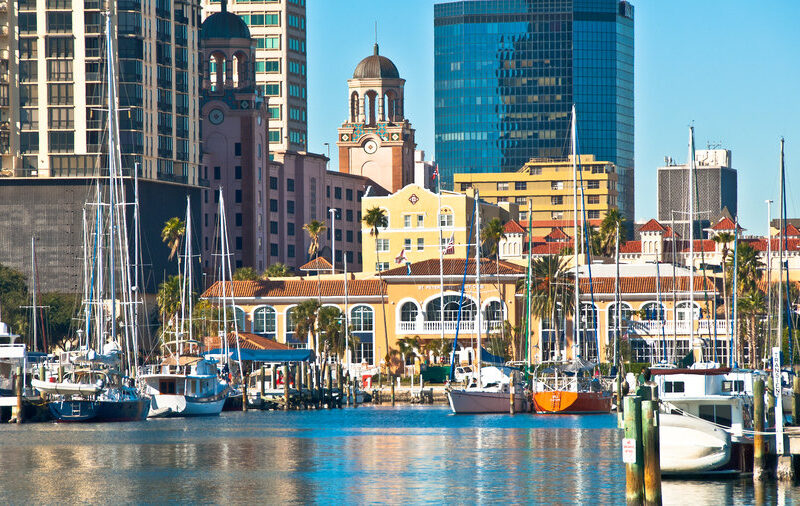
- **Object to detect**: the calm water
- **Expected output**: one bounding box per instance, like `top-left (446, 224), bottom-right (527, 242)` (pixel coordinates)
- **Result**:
top-left (0, 406), bottom-right (796, 505)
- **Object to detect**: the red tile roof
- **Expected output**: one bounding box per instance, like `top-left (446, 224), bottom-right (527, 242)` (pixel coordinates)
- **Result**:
top-left (520, 219), bottom-right (603, 229)
top-left (711, 217), bottom-right (741, 231)
top-left (639, 219), bottom-right (666, 232)
top-left (299, 257), bottom-right (333, 271)
top-left (381, 258), bottom-right (525, 277)
top-left (782, 224), bottom-right (800, 237)
top-left (579, 276), bottom-right (717, 294)
top-left (204, 332), bottom-right (292, 351)
top-left (678, 240), bottom-right (716, 253)
top-left (202, 279), bottom-right (385, 299)
top-left (503, 220), bottom-right (525, 234)
top-left (530, 242), bottom-right (573, 255)
top-left (545, 227), bottom-right (570, 241)
top-left (619, 240), bottom-right (641, 254)
top-left (664, 226), bottom-right (680, 239)
top-left (746, 237), bottom-right (800, 252)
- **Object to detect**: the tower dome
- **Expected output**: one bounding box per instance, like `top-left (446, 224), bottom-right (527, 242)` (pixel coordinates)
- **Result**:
top-left (201, 0), bottom-right (250, 40)
top-left (353, 44), bottom-right (400, 79)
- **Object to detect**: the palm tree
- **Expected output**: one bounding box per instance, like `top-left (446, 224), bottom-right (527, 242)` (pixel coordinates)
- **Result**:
top-left (727, 242), bottom-right (765, 365)
top-left (362, 206), bottom-right (394, 403)
top-left (598, 209), bottom-right (625, 256)
top-left (293, 299), bottom-right (323, 401)
top-left (396, 336), bottom-right (421, 377)
top-left (712, 231), bottom-right (735, 345)
top-left (263, 262), bottom-right (293, 278)
top-left (738, 290), bottom-right (766, 368)
top-left (232, 267), bottom-right (259, 280)
top-left (161, 217), bottom-right (186, 270)
top-left (303, 219), bottom-right (327, 302)
top-left (156, 274), bottom-right (182, 330)
top-left (529, 255), bottom-right (574, 362)
top-left (481, 217), bottom-right (507, 348)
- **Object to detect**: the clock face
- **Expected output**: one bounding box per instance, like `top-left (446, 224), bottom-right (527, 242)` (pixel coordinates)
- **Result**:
top-left (208, 108), bottom-right (224, 125)
top-left (364, 139), bottom-right (378, 154)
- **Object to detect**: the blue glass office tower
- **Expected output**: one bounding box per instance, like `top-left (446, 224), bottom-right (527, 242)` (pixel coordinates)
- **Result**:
top-left (434, 0), bottom-right (635, 219)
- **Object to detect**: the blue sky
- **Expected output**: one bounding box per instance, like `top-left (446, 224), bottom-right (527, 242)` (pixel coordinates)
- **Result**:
top-left (306, 1), bottom-right (800, 234)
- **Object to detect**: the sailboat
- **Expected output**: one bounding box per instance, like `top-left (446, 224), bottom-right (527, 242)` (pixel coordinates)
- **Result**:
top-left (446, 189), bottom-right (528, 414)
top-left (531, 105), bottom-right (611, 414)
top-left (31, 12), bottom-right (148, 422)
top-left (139, 197), bottom-right (230, 417)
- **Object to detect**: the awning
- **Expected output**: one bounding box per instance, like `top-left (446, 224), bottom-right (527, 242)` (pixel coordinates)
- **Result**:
top-left (205, 348), bottom-right (315, 363)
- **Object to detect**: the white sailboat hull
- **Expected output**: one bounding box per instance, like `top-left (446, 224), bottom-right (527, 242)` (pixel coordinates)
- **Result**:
top-left (447, 388), bottom-right (526, 414)
top-left (659, 413), bottom-right (731, 474)
top-left (148, 393), bottom-right (227, 418)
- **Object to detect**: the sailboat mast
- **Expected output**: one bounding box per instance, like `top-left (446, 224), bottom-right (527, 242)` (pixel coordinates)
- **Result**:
top-left (687, 127), bottom-right (696, 356)
top-left (31, 236), bottom-right (37, 352)
top-left (220, 191), bottom-right (244, 379)
top-left (778, 138), bottom-right (785, 362)
top-left (218, 189), bottom-right (229, 362)
top-left (187, 197), bottom-right (193, 344)
top-left (571, 105), bottom-right (581, 359)
top-left (766, 200), bottom-right (773, 350)
top-left (438, 169), bottom-right (445, 345)
top-left (105, 11), bottom-right (117, 346)
top-left (614, 224), bottom-right (620, 370)
top-left (474, 190), bottom-right (482, 382)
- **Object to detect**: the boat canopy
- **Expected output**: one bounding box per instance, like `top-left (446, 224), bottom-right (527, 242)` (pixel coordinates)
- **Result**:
top-left (205, 348), bottom-right (315, 363)
top-left (480, 347), bottom-right (505, 365)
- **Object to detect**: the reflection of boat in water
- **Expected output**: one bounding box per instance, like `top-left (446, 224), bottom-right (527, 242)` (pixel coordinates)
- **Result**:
top-left (447, 366), bottom-right (526, 414)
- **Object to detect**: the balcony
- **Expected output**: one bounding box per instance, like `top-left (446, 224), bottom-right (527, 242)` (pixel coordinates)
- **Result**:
top-left (157, 171), bottom-right (188, 184)
top-left (627, 319), bottom-right (732, 337)
top-left (397, 319), bottom-right (503, 335)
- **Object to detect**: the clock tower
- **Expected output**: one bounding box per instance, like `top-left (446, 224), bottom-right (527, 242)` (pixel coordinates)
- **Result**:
top-left (200, 1), bottom-right (271, 272)
top-left (337, 44), bottom-right (416, 193)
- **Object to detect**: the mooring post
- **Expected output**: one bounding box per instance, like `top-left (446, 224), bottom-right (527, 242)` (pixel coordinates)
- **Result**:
top-left (624, 395), bottom-right (644, 505)
top-left (283, 364), bottom-right (290, 411)
top-left (641, 398), bottom-right (661, 505)
top-left (793, 376), bottom-right (800, 425)
top-left (337, 363), bottom-right (343, 408)
top-left (14, 365), bottom-right (23, 424)
top-left (58, 365), bottom-right (64, 383)
top-left (242, 379), bottom-right (248, 412)
top-left (753, 378), bottom-right (765, 480)
top-left (767, 375), bottom-right (776, 429)
top-left (509, 371), bottom-right (516, 415)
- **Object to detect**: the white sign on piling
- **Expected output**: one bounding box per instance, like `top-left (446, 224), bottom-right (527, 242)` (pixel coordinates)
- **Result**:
top-left (773, 346), bottom-right (785, 455)
top-left (622, 438), bottom-right (637, 464)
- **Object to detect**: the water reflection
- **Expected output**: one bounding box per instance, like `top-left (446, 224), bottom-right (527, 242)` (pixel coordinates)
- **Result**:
top-left (0, 408), bottom-right (797, 504)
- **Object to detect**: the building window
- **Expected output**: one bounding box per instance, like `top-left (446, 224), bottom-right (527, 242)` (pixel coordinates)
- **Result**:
top-left (235, 237), bottom-right (242, 250)
top-left (403, 215), bottom-right (412, 228)
top-left (588, 180), bottom-right (600, 190)
top-left (287, 178), bottom-right (295, 192)
top-left (288, 245), bottom-right (295, 257)
top-left (287, 200), bottom-right (295, 214)
top-left (334, 187), bottom-right (342, 199)
top-left (346, 188), bottom-right (353, 201)
top-left (587, 210), bottom-right (600, 219)
top-left (235, 213), bottom-right (243, 226)
top-left (252, 306), bottom-right (277, 336)
top-left (416, 214), bottom-right (424, 227)
top-left (496, 182), bottom-right (508, 191)
top-left (346, 210), bottom-right (353, 222)
top-left (270, 221), bottom-right (278, 234)
top-left (335, 229), bottom-right (342, 241)
top-left (346, 230), bottom-right (353, 243)
top-left (515, 197), bottom-right (527, 205)
top-left (376, 239), bottom-right (389, 252)
top-left (49, 131), bottom-right (74, 152)
top-left (587, 195), bottom-right (600, 204)
top-left (551, 211), bottom-right (564, 220)
top-left (497, 197), bottom-right (508, 203)
top-left (270, 176), bottom-right (278, 190)
top-left (326, 186), bottom-right (330, 198)
top-left (287, 222), bottom-right (295, 236)
top-left (551, 181), bottom-right (564, 190)
top-left (235, 190), bottom-right (242, 203)
top-left (375, 262), bottom-right (389, 271)
top-left (270, 243), bottom-right (279, 256)
top-left (439, 212), bottom-right (454, 228)
top-left (417, 238), bottom-right (424, 251)
top-left (235, 166), bottom-right (242, 179)
top-left (404, 238), bottom-right (411, 250)
top-left (270, 199), bottom-right (278, 212)
top-left (515, 181), bottom-right (527, 191)
top-left (47, 83), bottom-right (74, 105)
top-left (551, 196), bottom-right (563, 205)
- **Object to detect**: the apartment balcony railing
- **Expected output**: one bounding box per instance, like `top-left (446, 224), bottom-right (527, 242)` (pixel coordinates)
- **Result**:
top-left (627, 319), bottom-right (732, 336)
top-left (397, 320), bottom-right (504, 335)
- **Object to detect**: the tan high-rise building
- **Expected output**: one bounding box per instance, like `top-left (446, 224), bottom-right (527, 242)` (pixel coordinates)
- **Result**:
top-left (203, 0), bottom-right (307, 153)
top-left (453, 155), bottom-right (619, 223)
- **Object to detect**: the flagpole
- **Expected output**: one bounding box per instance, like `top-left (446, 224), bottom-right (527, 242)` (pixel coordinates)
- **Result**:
top-left (437, 166), bottom-right (445, 347)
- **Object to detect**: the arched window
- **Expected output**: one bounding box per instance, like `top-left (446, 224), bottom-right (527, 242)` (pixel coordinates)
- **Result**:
top-left (285, 307), bottom-right (297, 345)
top-left (426, 295), bottom-right (476, 322)
top-left (209, 52), bottom-right (226, 91)
top-left (438, 207), bottom-right (454, 228)
top-left (641, 302), bottom-right (665, 321)
top-left (579, 303), bottom-right (599, 361)
top-left (252, 306), bottom-right (276, 336)
top-left (364, 90), bottom-right (378, 126)
top-left (608, 302), bottom-right (633, 340)
top-left (484, 300), bottom-right (503, 322)
top-left (676, 301), bottom-right (701, 321)
top-left (579, 303), bottom-right (597, 329)
top-left (400, 302), bottom-right (418, 322)
top-left (350, 91), bottom-right (359, 123)
top-left (384, 90), bottom-right (397, 121)
top-left (234, 306), bottom-right (247, 332)
top-left (232, 52), bottom-right (246, 88)
top-left (351, 305), bottom-right (374, 365)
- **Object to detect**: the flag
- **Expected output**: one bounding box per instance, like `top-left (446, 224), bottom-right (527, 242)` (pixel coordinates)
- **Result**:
top-left (395, 248), bottom-right (407, 264)
top-left (406, 261), bottom-right (412, 276)
top-left (431, 165), bottom-right (439, 182)
top-left (442, 234), bottom-right (455, 255)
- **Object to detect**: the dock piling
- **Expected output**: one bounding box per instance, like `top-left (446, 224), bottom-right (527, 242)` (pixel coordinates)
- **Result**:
top-left (754, 378), bottom-right (765, 480)
top-left (14, 365), bottom-right (23, 424)
top-left (624, 395), bottom-right (644, 505)
top-left (283, 364), bottom-right (290, 411)
top-left (509, 371), bottom-right (516, 415)
top-left (641, 399), bottom-right (661, 505)
top-left (767, 375), bottom-right (776, 429)
top-left (793, 376), bottom-right (800, 425)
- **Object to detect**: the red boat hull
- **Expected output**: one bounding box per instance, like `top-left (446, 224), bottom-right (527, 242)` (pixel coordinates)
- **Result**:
top-left (533, 390), bottom-right (612, 414)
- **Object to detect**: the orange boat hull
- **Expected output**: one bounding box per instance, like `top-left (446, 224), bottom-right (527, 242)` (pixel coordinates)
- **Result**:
top-left (533, 390), bottom-right (612, 414)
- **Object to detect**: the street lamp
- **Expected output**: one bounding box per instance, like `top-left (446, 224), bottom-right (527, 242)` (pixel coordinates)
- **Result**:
top-left (329, 207), bottom-right (337, 274)
top-left (323, 142), bottom-right (330, 171)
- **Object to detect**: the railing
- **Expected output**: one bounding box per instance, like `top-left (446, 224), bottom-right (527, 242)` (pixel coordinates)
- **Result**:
top-left (627, 319), bottom-right (732, 336)
top-left (398, 320), bottom-right (503, 335)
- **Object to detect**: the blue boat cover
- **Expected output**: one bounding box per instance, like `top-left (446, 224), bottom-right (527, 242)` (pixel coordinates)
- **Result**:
top-left (480, 347), bottom-right (505, 365)
top-left (205, 348), bottom-right (315, 363)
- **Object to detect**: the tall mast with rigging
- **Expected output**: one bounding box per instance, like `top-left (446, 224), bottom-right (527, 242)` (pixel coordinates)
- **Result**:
top-left (571, 105), bottom-right (581, 360)
top-left (687, 127), bottom-right (696, 359)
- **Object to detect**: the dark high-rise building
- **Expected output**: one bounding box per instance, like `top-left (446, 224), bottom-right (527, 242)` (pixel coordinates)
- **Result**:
top-left (434, 0), bottom-right (635, 218)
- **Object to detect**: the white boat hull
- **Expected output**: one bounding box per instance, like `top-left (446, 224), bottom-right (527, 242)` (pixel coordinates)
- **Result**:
top-left (659, 413), bottom-right (731, 474)
top-left (148, 393), bottom-right (227, 418)
top-left (447, 388), bottom-right (526, 414)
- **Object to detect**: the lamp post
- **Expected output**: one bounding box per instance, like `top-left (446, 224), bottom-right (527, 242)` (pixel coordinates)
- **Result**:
top-left (329, 207), bottom-right (337, 274)
top-left (323, 142), bottom-right (330, 171)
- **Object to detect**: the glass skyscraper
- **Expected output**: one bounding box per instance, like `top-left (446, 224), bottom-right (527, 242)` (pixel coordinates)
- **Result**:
top-left (434, 0), bottom-right (634, 219)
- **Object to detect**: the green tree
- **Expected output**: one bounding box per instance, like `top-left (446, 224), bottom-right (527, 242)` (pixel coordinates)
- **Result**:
top-left (529, 255), bottom-right (574, 361)
top-left (598, 209), bottom-right (626, 256)
top-left (727, 242), bottom-right (765, 366)
top-left (396, 336), bottom-right (421, 375)
top-left (712, 231), bottom-right (735, 349)
top-left (161, 217), bottom-right (186, 267)
top-left (0, 263), bottom-right (29, 337)
top-left (39, 293), bottom-right (80, 349)
top-left (481, 217), bottom-right (508, 349)
top-left (362, 206), bottom-right (393, 401)
top-left (192, 299), bottom-right (233, 339)
top-left (303, 219), bottom-right (328, 302)
top-left (738, 290), bottom-right (766, 368)
top-left (156, 275), bottom-right (183, 326)
top-left (263, 263), bottom-right (294, 278)
top-left (232, 267), bottom-right (259, 281)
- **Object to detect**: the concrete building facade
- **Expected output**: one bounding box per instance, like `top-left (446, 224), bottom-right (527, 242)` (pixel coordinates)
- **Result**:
top-left (203, 0), bottom-right (307, 153)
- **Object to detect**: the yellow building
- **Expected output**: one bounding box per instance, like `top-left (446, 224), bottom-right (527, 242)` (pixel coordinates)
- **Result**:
top-left (360, 184), bottom-right (518, 272)
top-left (453, 155), bottom-right (618, 223)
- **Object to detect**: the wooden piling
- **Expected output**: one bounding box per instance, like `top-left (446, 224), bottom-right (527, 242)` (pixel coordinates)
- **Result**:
top-left (337, 363), bottom-right (343, 408)
top-left (793, 376), bottom-right (800, 425)
top-left (754, 378), bottom-right (765, 480)
top-left (624, 395), bottom-right (644, 505)
top-left (767, 375), bottom-right (775, 429)
top-left (283, 364), bottom-right (290, 411)
top-left (641, 399), bottom-right (661, 505)
top-left (15, 365), bottom-right (23, 424)
top-left (509, 372), bottom-right (516, 415)
top-left (242, 380), bottom-right (248, 412)
top-left (295, 364), bottom-right (302, 405)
